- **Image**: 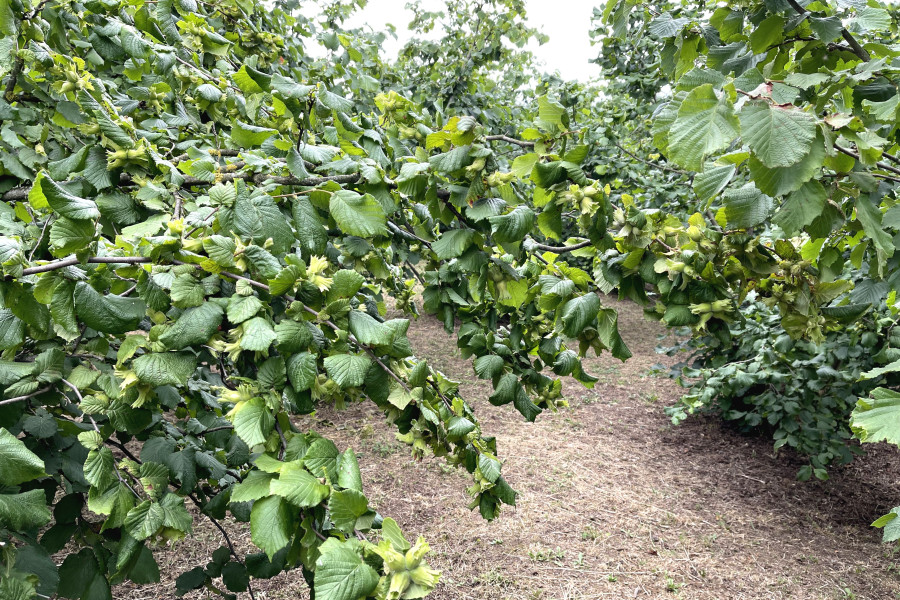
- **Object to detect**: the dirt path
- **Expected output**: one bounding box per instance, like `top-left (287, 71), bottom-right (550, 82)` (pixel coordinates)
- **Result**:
top-left (147, 298), bottom-right (900, 599)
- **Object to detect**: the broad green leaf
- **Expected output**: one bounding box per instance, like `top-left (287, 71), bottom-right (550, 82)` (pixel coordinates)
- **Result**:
top-left (287, 352), bottom-right (317, 391)
top-left (558, 294), bottom-right (601, 338)
top-left (293, 198), bottom-right (328, 255)
top-left (773, 181), bottom-right (826, 236)
top-left (231, 120), bottom-right (277, 147)
top-left (851, 388), bottom-right (900, 445)
top-left (855, 194), bottom-right (895, 257)
top-left (348, 311), bottom-right (393, 346)
top-left (159, 302), bottom-right (224, 350)
top-left (329, 191), bottom-right (386, 237)
top-left (337, 449), bottom-right (362, 492)
top-left (739, 101), bottom-right (817, 168)
top-left (240, 317), bottom-right (277, 351)
top-left (49, 217), bottom-right (95, 255)
top-left (234, 194), bottom-right (294, 255)
top-left (30, 173), bottom-right (100, 220)
top-left (723, 183), bottom-right (773, 229)
top-left (314, 543), bottom-right (380, 600)
top-left (0, 428), bottom-right (46, 485)
top-left (432, 229), bottom-right (476, 259)
top-left (324, 354), bottom-right (372, 388)
top-left (230, 470), bottom-right (276, 503)
top-left (667, 84), bottom-right (739, 171)
top-left (693, 163), bottom-right (735, 203)
top-left (231, 397), bottom-right (275, 447)
top-left (270, 463), bottom-right (330, 507)
top-left (251, 495), bottom-right (294, 559)
top-left (328, 489), bottom-right (369, 534)
top-left (0, 490), bottom-right (51, 530)
top-left (74, 282), bottom-right (146, 335)
top-left (488, 206), bottom-right (535, 243)
top-left (227, 295), bottom-right (264, 324)
top-left (750, 133), bottom-right (825, 197)
top-left (133, 352), bottom-right (197, 386)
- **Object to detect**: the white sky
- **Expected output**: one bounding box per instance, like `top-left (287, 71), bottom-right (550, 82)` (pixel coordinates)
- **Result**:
top-left (343, 0), bottom-right (602, 82)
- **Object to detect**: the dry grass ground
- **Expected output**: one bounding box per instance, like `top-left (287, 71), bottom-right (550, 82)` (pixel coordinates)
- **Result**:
top-left (138, 297), bottom-right (900, 600)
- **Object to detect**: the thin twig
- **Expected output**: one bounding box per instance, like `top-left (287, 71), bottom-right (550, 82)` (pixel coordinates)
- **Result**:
top-left (532, 240), bottom-right (593, 253)
top-left (786, 0), bottom-right (869, 62)
top-left (484, 134), bottom-right (535, 148)
top-left (0, 386), bottom-right (52, 407)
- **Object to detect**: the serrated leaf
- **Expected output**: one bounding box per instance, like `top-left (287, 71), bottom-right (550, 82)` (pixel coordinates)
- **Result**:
top-left (558, 294), bottom-right (601, 338)
top-left (231, 397), bottom-right (275, 447)
top-left (287, 352), bottom-right (317, 392)
top-left (314, 543), bottom-right (380, 600)
top-left (159, 302), bottom-right (223, 350)
top-left (133, 352), bottom-right (197, 386)
top-left (329, 191), bottom-right (386, 237)
top-left (74, 283), bottom-right (146, 334)
top-left (0, 428), bottom-right (46, 485)
top-left (270, 463), bottom-right (330, 507)
top-left (324, 354), bottom-right (372, 388)
top-left (667, 84), bottom-right (739, 171)
top-left (723, 183), bottom-right (773, 229)
top-left (851, 388), bottom-right (900, 445)
top-left (32, 173), bottom-right (99, 220)
top-left (251, 495), bottom-right (293, 559)
top-left (740, 101), bottom-right (816, 168)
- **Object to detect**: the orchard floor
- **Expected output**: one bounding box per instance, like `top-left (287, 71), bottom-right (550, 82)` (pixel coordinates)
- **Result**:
top-left (144, 297), bottom-right (900, 600)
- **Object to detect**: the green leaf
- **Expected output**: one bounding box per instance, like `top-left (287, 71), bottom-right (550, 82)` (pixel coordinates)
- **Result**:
top-left (74, 282), bottom-right (146, 335)
top-left (30, 173), bottom-right (100, 220)
top-left (230, 470), bottom-right (276, 503)
top-left (693, 164), bottom-right (735, 203)
top-left (133, 352), bottom-right (197, 386)
top-left (328, 489), bottom-right (369, 533)
top-left (234, 194), bottom-right (295, 255)
top-left (227, 295), bottom-right (264, 324)
top-left (270, 463), bottom-right (330, 507)
top-left (250, 495), bottom-right (294, 559)
top-left (488, 206), bottom-right (535, 244)
top-left (240, 317), bottom-right (277, 352)
top-left (159, 302), bottom-right (224, 350)
top-left (851, 388), bottom-right (900, 445)
top-left (380, 517), bottom-right (410, 551)
top-left (49, 217), bottom-right (95, 255)
top-left (232, 397), bottom-right (275, 447)
top-left (348, 311), bottom-right (393, 346)
top-left (750, 131), bottom-right (825, 197)
top-left (293, 198), bottom-right (328, 255)
top-left (432, 229), bottom-right (476, 259)
top-left (473, 355), bottom-right (504, 379)
top-left (337, 449), bottom-right (362, 492)
top-left (329, 191), bottom-right (386, 237)
top-left (723, 183), bottom-right (773, 229)
top-left (429, 146), bottom-right (472, 173)
top-left (558, 294), bottom-right (601, 338)
top-left (324, 354), bottom-right (372, 388)
top-left (330, 270), bottom-right (365, 299)
top-left (314, 543), bottom-right (380, 600)
top-left (774, 181), bottom-right (826, 236)
top-left (856, 194), bottom-right (895, 257)
top-left (287, 352), bottom-right (317, 392)
top-left (667, 84), bottom-right (739, 171)
top-left (739, 101), bottom-right (817, 168)
top-left (231, 120), bottom-right (278, 147)
top-left (0, 489), bottom-right (51, 530)
top-left (0, 428), bottom-right (46, 485)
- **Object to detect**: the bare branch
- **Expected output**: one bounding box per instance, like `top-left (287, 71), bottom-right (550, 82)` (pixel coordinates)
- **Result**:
top-left (485, 135), bottom-right (535, 148)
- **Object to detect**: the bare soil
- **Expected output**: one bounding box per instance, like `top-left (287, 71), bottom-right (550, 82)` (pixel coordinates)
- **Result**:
top-left (142, 297), bottom-right (900, 600)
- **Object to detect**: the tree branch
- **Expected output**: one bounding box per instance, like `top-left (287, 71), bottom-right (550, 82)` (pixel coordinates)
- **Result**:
top-left (532, 240), bottom-right (593, 253)
top-left (21, 256), bottom-right (152, 276)
top-left (834, 144), bottom-right (900, 177)
top-left (0, 386), bottom-right (52, 407)
top-left (613, 142), bottom-right (686, 175)
top-left (485, 135), bottom-right (535, 148)
top-left (786, 0), bottom-right (869, 62)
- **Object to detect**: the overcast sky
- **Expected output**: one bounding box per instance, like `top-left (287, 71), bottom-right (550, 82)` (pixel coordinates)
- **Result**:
top-left (342, 0), bottom-right (602, 82)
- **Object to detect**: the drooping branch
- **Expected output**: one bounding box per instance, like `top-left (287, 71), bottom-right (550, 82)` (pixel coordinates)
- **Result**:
top-left (786, 0), bottom-right (869, 62)
top-left (0, 386), bottom-right (53, 407)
